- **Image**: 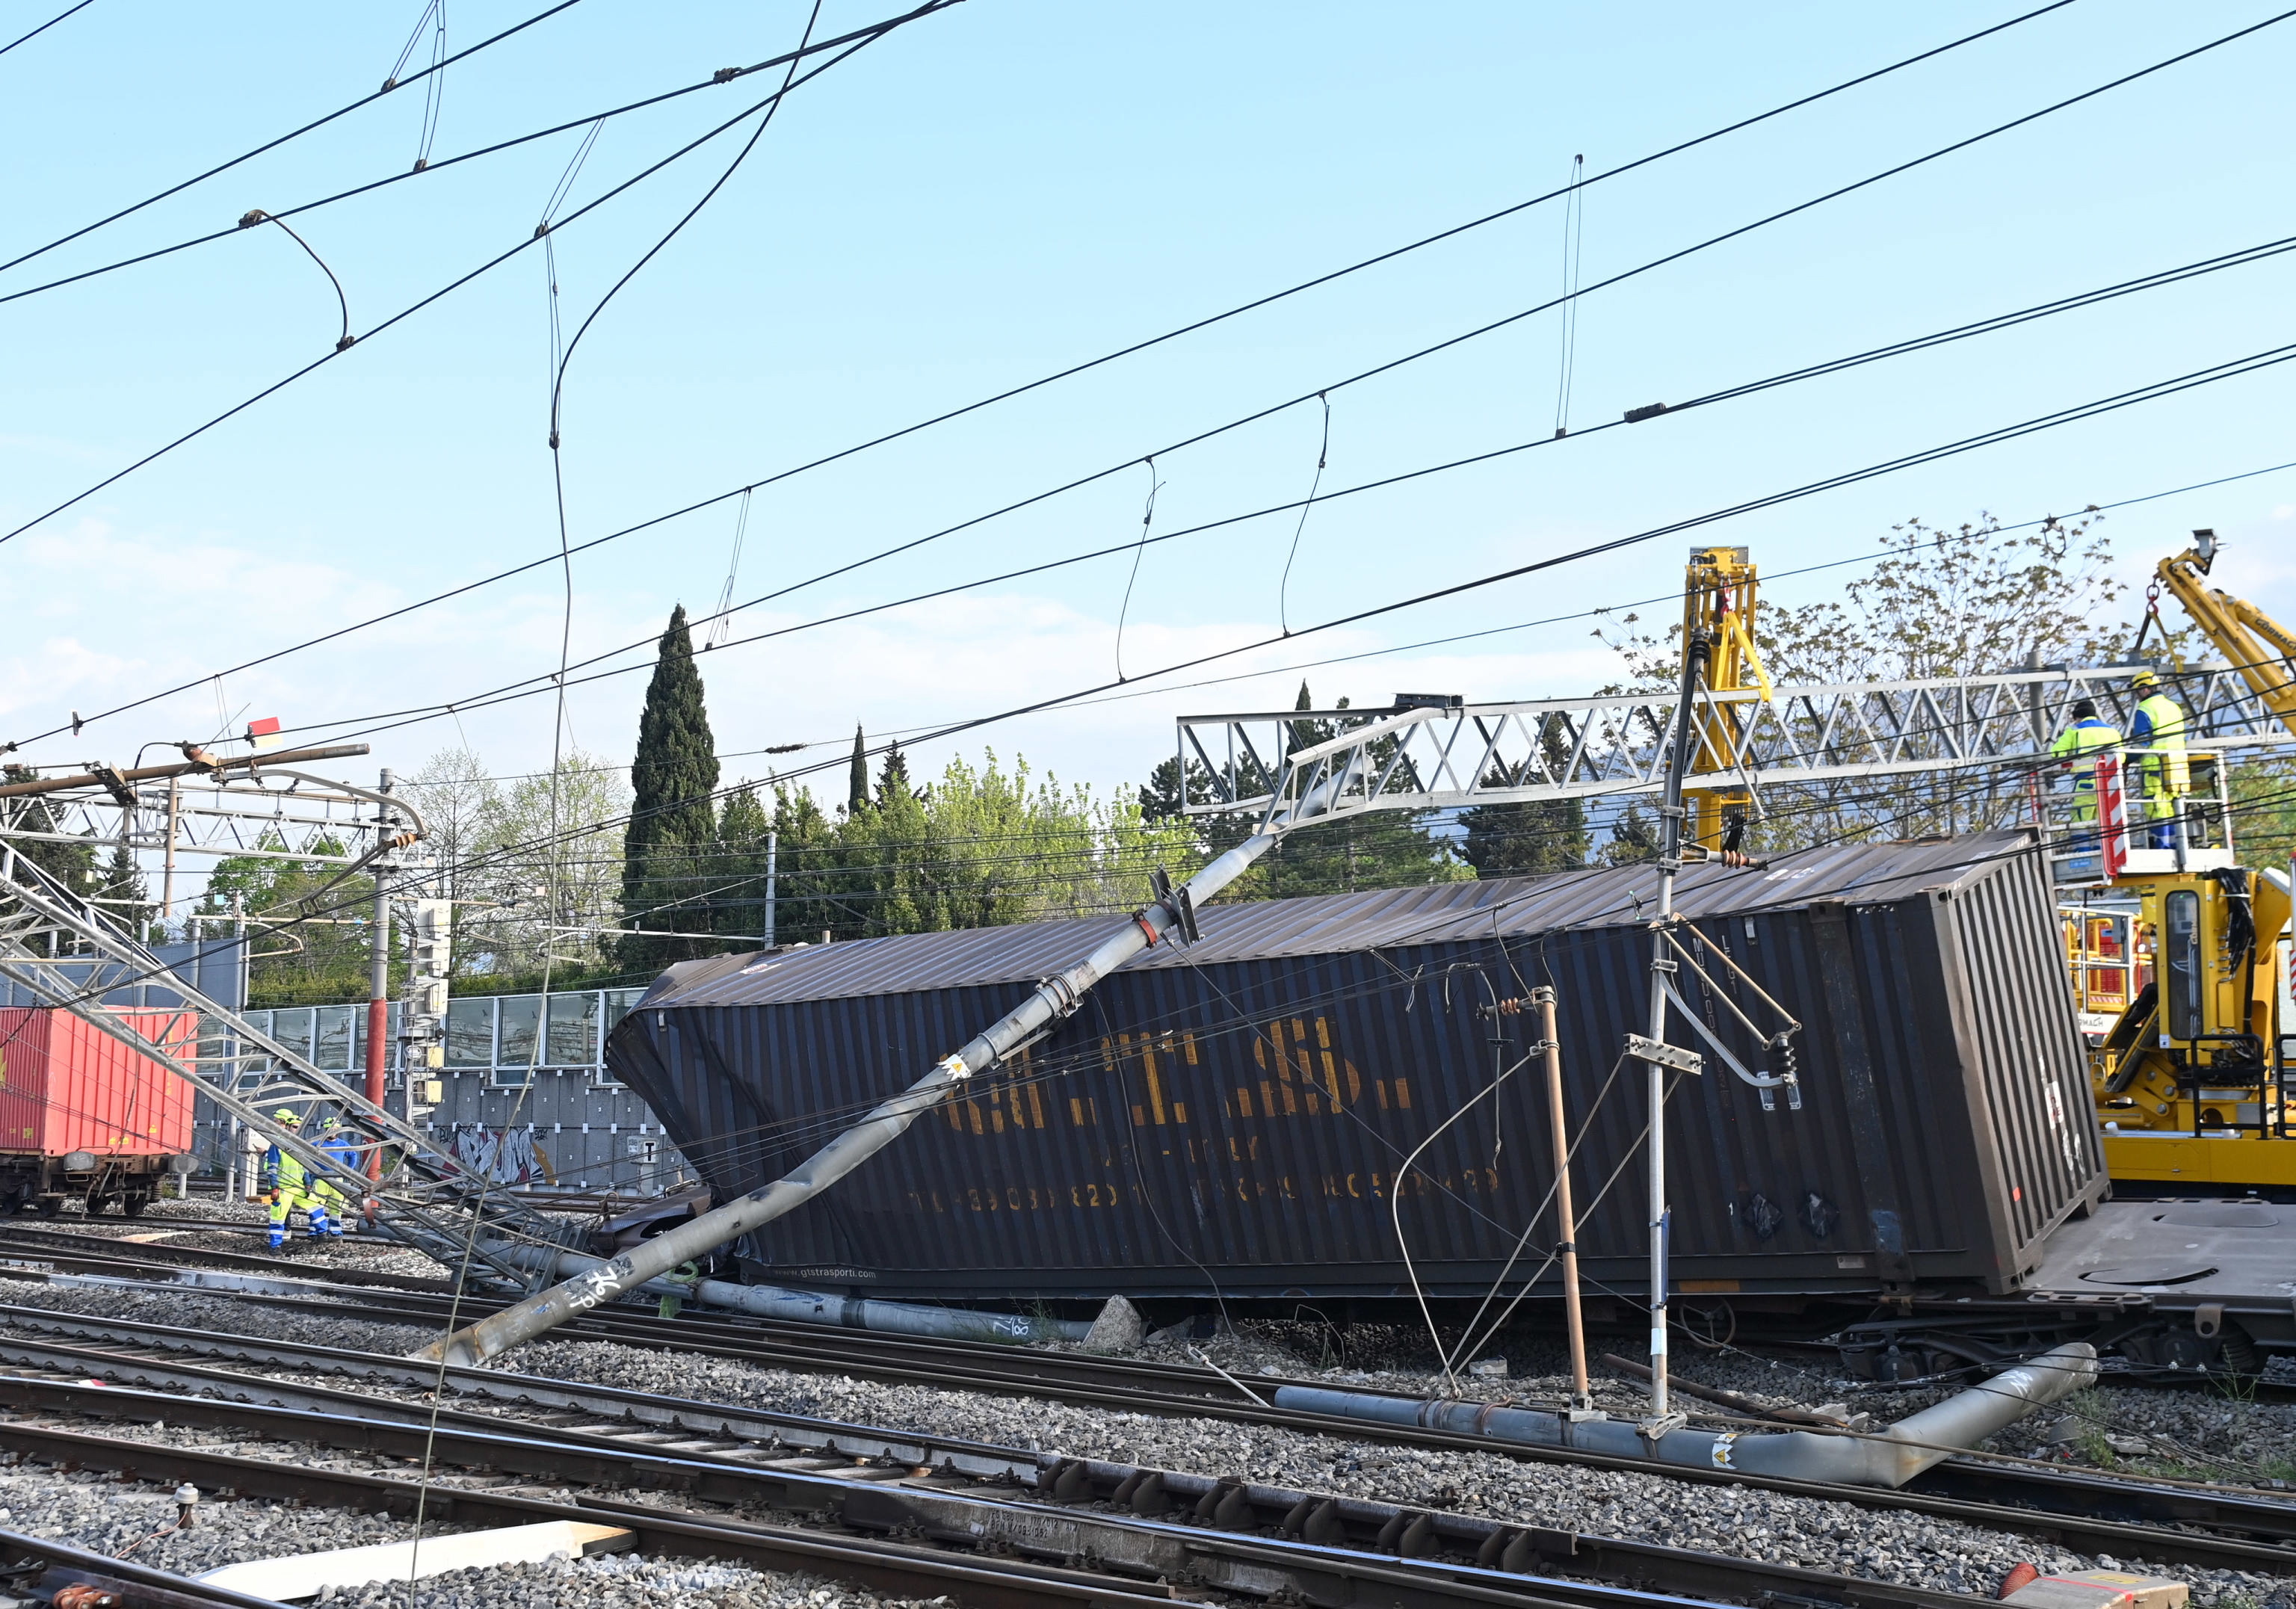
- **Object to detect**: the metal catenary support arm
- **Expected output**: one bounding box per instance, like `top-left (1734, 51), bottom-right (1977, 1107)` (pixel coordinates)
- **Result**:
top-left (0, 835), bottom-right (570, 1284)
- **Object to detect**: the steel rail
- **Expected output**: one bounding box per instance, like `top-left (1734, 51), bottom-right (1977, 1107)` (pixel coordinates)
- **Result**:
top-left (0, 1225), bottom-right (457, 1292)
top-left (0, 1521), bottom-right (295, 1609)
top-left (0, 1417), bottom-right (1191, 1609)
top-left (0, 1372), bottom-right (1972, 1609)
top-left (3, 1294), bottom-right (2294, 1575)
top-left (22, 1222), bottom-right (2296, 1410)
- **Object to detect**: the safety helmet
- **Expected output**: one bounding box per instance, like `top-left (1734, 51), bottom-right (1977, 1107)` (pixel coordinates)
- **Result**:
top-left (273, 1110), bottom-right (301, 1127)
top-left (317, 1116), bottom-right (340, 1132)
top-left (2130, 670), bottom-right (2161, 691)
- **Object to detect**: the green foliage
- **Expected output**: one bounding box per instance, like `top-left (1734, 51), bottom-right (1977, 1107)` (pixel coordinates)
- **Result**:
top-left (1460, 726), bottom-right (1589, 877)
top-left (744, 750), bottom-right (1203, 943)
top-left (1602, 802), bottom-right (1660, 865)
top-left (0, 767), bottom-right (96, 907)
top-left (621, 606), bottom-right (720, 971)
top-left (2229, 755), bottom-right (2296, 872)
top-left (199, 833), bottom-right (380, 1004)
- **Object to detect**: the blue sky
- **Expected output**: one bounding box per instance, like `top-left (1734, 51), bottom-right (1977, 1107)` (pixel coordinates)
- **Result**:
top-left (4, 0), bottom-right (2292, 807)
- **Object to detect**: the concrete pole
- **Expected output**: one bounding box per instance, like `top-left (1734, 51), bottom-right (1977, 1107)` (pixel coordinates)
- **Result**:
top-left (763, 830), bottom-right (777, 949)
top-left (416, 815), bottom-right (1303, 1368)
top-left (364, 770), bottom-right (394, 1179)
top-left (1534, 986), bottom-right (1592, 1414)
top-left (160, 777), bottom-right (179, 936)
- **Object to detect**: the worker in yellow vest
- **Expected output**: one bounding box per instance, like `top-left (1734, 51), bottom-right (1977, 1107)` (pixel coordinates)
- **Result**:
top-left (260, 1110), bottom-right (329, 1248)
top-left (2049, 698), bottom-right (2121, 844)
top-left (2126, 670), bottom-right (2188, 849)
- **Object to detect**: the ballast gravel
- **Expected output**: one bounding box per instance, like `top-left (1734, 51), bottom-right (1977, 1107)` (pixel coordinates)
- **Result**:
top-left (0, 1461), bottom-right (938, 1609)
top-left (1, 1279), bottom-right (2290, 1607)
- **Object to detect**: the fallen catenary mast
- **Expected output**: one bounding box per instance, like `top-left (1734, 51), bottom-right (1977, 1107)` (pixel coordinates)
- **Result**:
top-left (415, 714), bottom-right (1392, 1366)
top-left (1274, 1342), bottom-right (2099, 1488)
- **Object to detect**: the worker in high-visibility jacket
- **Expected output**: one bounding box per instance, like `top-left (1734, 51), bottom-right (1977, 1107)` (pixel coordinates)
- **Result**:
top-left (2127, 670), bottom-right (2189, 849)
top-left (260, 1110), bottom-right (327, 1247)
top-left (311, 1117), bottom-right (358, 1238)
top-left (2049, 697), bottom-right (2122, 843)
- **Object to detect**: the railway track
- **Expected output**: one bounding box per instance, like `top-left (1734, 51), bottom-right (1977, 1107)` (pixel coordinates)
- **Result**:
top-left (18, 1219), bottom-right (2295, 1409)
top-left (0, 1519), bottom-right (295, 1609)
top-left (17, 1241), bottom-right (2296, 1551)
top-left (0, 1362), bottom-right (1990, 1609)
top-left (0, 1294), bottom-right (2293, 1584)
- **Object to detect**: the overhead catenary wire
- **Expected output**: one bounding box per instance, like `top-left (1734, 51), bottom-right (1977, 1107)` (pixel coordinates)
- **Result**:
top-left (237, 211), bottom-right (355, 352)
top-left (1113, 458), bottom-right (1164, 682)
top-left (1277, 395), bottom-right (1331, 635)
top-left (0, 0), bottom-right (94, 60)
top-left (547, 0), bottom-right (824, 457)
top-left (707, 492), bottom-right (754, 652)
top-left (1552, 152), bottom-right (1585, 439)
top-left (0, 0), bottom-right (2117, 746)
top-left (0, 0), bottom-right (589, 277)
top-left (262, 327), bottom-right (2296, 755)
top-left (45, 203), bottom-right (2296, 768)
top-left (158, 454), bottom-right (2284, 794)
top-left (0, 3), bottom-right (952, 554)
top-left (0, 4), bottom-right (957, 312)
top-left (38, 488), bottom-right (2296, 1025)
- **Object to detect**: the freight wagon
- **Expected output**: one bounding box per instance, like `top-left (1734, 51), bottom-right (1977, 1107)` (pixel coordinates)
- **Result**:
top-left (609, 832), bottom-right (2150, 1327)
top-left (0, 1008), bottom-right (198, 1216)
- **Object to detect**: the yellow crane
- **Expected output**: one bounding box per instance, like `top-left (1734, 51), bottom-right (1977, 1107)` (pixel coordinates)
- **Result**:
top-left (1670, 534), bottom-right (2296, 1189)
top-left (2084, 531), bottom-right (2296, 1189)
top-left (1681, 546), bottom-right (1771, 853)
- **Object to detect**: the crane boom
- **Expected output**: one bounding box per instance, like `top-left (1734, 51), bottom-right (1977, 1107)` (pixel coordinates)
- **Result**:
top-left (2147, 529), bottom-right (2296, 738)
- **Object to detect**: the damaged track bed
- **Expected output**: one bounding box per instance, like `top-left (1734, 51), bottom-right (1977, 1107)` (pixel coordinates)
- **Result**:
top-left (16, 1223), bottom-right (2291, 1412)
top-left (0, 1300), bottom-right (2290, 1584)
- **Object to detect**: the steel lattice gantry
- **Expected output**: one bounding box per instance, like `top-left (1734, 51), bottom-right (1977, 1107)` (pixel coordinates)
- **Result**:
top-left (1175, 664), bottom-right (2295, 827)
top-left (0, 843), bottom-right (577, 1289)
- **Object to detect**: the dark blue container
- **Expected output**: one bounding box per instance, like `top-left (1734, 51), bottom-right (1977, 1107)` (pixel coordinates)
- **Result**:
top-left (608, 831), bottom-right (2102, 1309)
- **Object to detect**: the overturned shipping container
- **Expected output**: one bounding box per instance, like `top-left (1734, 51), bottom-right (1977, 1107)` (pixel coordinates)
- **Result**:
top-left (608, 832), bottom-right (2105, 1309)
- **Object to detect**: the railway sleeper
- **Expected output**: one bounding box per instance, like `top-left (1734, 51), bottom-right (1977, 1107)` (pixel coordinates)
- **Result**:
top-left (0, 1374), bottom-right (1994, 1609)
top-left (4, 1305), bottom-right (2296, 1574)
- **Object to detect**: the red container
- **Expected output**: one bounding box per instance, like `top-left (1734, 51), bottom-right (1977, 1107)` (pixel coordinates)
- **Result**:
top-left (0, 1010), bottom-right (195, 1158)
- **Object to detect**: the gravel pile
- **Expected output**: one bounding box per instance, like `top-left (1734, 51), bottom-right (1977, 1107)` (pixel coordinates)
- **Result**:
top-left (4, 1278), bottom-right (2292, 1607)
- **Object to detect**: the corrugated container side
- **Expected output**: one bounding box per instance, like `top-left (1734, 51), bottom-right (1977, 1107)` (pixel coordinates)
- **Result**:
top-left (0, 1012), bottom-right (57, 1154)
top-left (1931, 853), bottom-right (2106, 1271)
top-left (0, 1010), bottom-right (194, 1157)
top-left (610, 836), bottom-right (2104, 1304)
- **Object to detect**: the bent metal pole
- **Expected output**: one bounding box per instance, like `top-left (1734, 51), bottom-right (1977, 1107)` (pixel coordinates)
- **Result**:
top-left (416, 821), bottom-right (1300, 1368)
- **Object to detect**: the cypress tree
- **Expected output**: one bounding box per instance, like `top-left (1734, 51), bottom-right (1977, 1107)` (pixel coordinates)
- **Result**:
top-left (621, 606), bottom-right (720, 970)
top-left (848, 726), bottom-right (869, 815)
